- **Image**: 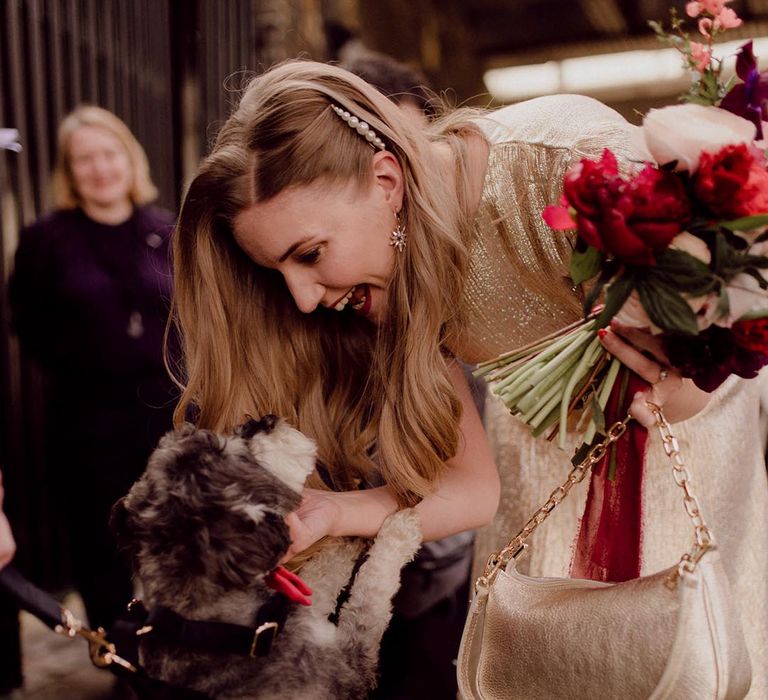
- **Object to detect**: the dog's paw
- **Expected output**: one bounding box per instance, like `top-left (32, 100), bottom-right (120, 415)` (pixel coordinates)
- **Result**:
top-left (375, 508), bottom-right (422, 564)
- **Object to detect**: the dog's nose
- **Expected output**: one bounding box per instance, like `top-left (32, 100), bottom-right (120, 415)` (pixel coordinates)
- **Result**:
top-left (237, 414), bottom-right (280, 438)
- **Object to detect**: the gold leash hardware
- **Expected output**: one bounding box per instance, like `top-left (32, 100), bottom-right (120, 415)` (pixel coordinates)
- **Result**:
top-left (54, 607), bottom-right (138, 672)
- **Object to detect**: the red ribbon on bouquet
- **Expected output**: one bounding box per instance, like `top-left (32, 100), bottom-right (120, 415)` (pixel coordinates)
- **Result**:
top-left (571, 372), bottom-right (650, 582)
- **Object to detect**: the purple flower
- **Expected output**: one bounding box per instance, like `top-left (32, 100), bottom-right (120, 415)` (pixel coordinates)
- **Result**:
top-left (719, 41), bottom-right (768, 139)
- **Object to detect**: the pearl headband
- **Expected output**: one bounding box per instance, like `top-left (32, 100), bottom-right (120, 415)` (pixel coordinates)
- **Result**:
top-left (330, 104), bottom-right (386, 151)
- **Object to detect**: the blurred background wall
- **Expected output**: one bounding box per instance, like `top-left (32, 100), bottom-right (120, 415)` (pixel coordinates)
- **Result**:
top-left (2, 0), bottom-right (768, 587)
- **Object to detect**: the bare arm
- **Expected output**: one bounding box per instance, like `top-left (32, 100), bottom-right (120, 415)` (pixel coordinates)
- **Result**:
top-left (284, 361), bottom-right (500, 557)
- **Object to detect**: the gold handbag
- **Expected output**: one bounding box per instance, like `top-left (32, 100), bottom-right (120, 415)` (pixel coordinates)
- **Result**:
top-left (458, 407), bottom-right (753, 700)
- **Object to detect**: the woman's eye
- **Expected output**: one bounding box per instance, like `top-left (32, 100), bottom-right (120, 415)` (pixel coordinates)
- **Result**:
top-left (297, 247), bottom-right (321, 264)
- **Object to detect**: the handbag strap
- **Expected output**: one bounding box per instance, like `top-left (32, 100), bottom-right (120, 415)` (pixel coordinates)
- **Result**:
top-left (478, 404), bottom-right (714, 591)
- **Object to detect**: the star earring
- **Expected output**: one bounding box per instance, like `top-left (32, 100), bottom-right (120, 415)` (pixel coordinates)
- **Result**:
top-left (389, 210), bottom-right (407, 252)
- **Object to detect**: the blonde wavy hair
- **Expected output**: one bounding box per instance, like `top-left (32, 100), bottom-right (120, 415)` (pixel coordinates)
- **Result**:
top-left (52, 105), bottom-right (158, 209)
top-left (173, 60), bottom-right (482, 506)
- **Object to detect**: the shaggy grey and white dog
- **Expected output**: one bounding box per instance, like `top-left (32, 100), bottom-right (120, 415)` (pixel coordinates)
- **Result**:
top-left (112, 415), bottom-right (421, 700)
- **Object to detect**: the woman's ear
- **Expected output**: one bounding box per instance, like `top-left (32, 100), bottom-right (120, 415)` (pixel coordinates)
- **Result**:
top-left (372, 150), bottom-right (404, 211)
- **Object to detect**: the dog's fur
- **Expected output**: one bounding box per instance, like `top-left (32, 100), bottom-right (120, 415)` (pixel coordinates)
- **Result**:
top-left (112, 416), bottom-right (421, 700)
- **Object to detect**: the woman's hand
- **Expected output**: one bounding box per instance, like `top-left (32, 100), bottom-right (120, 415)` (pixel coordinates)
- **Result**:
top-left (282, 488), bottom-right (342, 562)
top-left (599, 320), bottom-right (710, 428)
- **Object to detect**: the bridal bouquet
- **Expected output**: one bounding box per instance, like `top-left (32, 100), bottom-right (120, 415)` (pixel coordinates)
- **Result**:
top-left (476, 1), bottom-right (768, 458)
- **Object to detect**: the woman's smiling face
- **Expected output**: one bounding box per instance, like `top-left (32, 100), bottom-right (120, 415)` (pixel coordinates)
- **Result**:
top-left (233, 154), bottom-right (403, 325)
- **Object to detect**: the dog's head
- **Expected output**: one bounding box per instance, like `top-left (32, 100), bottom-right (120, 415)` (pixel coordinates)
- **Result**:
top-left (111, 415), bottom-right (316, 605)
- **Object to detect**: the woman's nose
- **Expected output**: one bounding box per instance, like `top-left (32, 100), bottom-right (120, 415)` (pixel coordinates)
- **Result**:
top-left (284, 273), bottom-right (324, 314)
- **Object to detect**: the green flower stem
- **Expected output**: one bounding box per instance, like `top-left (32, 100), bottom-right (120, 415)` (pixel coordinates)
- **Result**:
top-left (528, 329), bottom-right (594, 386)
top-left (525, 378), bottom-right (566, 425)
top-left (558, 335), bottom-right (603, 450)
top-left (483, 353), bottom-right (535, 382)
top-left (475, 318), bottom-right (594, 377)
top-left (581, 355), bottom-right (621, 446)
top-left (517, 358), bottom-right (576, 414)
top-left (495, 328), bottom-right (592, 409)
top-left (494, 361), bottom-right (542, 398)
top-left (530, 405), bottom-right (561, 436)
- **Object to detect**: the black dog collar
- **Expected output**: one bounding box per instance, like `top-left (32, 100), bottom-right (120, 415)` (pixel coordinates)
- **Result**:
top-left (114, 593), bottom-right (292, 659)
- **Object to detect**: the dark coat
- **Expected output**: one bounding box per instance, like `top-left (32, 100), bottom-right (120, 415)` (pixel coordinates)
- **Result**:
top-left (9, 206), bottom-right (178, 490)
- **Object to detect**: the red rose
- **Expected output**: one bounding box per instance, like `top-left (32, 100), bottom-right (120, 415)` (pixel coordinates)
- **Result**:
top-left (694, 143), bottom-right (768, 217)
top-left (563, 150), bottom-right (690, 266)
top-left (732, 317), bottom-right (768, 353)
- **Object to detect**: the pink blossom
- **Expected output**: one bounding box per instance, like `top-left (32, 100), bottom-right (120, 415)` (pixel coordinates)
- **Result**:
top-left (701, 0), bottom-right (732, 13)
top-left (690, 42), bottom-right (712, 72)
top-left (686, 1), bottom-right (703, 17)
top-left (715, 7), bottom-right (742, 29)
top-left (698, 17), bottom-right (713, 37)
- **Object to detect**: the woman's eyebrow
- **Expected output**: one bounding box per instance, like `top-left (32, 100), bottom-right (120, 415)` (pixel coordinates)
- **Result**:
top-left (278, 237), bottom-right (312, 263)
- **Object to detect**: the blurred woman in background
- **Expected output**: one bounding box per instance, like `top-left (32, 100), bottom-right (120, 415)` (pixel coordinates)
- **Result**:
top-left (9, 106), bottom-right (176, 629)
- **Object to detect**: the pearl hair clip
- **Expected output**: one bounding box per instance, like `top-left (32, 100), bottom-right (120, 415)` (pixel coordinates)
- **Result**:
top-left (330, 104), bottom-right (386, 151)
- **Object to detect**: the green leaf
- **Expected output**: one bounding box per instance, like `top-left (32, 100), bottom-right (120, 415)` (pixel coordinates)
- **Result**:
top-left (743, 255), bottom-right (768, 269)
top-left (720, 214), bottom-right (768, 233)
top-left (716, 290), bottom-right (730, 318)
top-left (594, 273), bottom-right (635, 327)
top-left (636, 278), bottom-right (699, 334)
top-left (712, 231), bottom-right (738, 274)
top-left (570, 246), bottom-right (604, 286)
top-left (651, 248), bottom-right (718, 296)
top-left (590, 393), bottom-right (606, 433)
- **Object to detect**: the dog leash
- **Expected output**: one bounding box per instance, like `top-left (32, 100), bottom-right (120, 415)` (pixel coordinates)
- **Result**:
top-left (0, 564), bottom-right (211, 700)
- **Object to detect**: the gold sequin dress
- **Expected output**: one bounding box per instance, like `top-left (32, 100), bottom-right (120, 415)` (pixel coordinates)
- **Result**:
top-left (454, 94), bottom-right (768, 698)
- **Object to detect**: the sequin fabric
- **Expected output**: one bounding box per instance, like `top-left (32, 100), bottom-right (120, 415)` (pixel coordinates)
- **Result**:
top-left (464, 95), bottom-right (768, 698)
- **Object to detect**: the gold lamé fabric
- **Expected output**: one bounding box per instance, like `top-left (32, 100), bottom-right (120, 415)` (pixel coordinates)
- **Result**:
top-left (461, 95), bottom-right (768, 698)
top-left (453, 94), bottom-right (639, 364)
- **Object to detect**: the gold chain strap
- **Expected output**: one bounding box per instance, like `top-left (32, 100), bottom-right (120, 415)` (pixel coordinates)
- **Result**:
top-left (647, 403), bottom-right (714, 588)
top-left (478, 404), bottom-right (714, 590)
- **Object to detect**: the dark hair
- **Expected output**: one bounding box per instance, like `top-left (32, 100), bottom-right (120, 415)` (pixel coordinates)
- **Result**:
top-left (342, 52), bottom-right (436, 116)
